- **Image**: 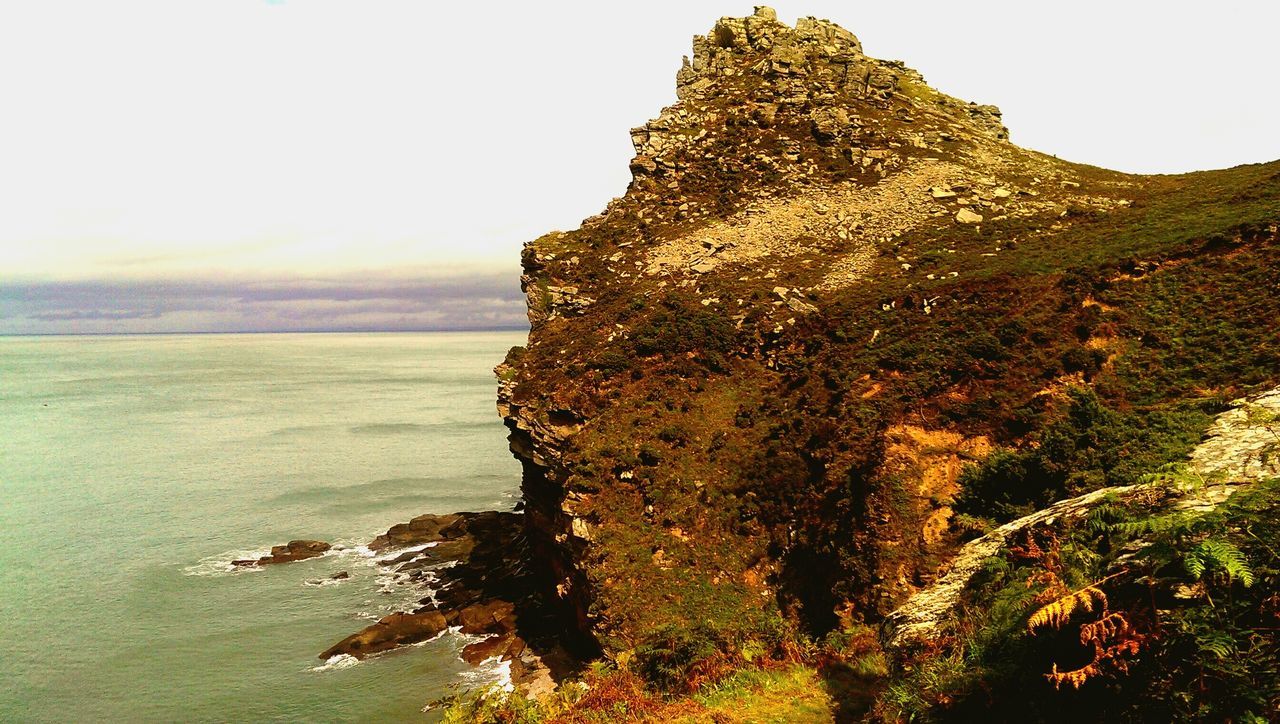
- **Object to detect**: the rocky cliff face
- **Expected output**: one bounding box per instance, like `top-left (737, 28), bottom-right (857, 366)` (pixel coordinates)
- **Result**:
top-left (497, 6), bottom-right (1280, 661)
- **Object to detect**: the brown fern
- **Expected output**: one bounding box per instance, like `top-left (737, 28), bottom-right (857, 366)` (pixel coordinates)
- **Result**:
top-left (1046, 661), bottom-right (1098, 690)
top-left (1046, 611), bottom-right (1143, 690)
top-left (1078, 611), bottom-right (1129, 646)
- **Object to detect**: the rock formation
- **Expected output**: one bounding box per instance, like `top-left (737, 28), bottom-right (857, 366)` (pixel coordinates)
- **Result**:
top-left (232, 539), bottom-right (330, 567)
top-left (480, 6), bottom-right (1280, 717)
top-left (319, 512), bottom-right (575, 693)
top-left (496, 4), bottom-right (1164, 653)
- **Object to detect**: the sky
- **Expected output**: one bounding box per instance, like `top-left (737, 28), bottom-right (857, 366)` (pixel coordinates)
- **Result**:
top-left (2, 0), bottom-right (1278, 334)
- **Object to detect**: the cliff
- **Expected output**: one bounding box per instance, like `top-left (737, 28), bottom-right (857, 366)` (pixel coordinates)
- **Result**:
top-left (490, 7), bottom-right (1280, 720)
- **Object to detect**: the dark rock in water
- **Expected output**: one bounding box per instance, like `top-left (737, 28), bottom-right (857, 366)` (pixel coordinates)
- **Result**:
top-left (232, 539), bottom-right (331, 567)
top-left (318, 510), bottom-right (580, 692)
top-left (319, 611), bottom-right (448, 660)
top-left (368, 513), bottom-right (467, 551)
top-left (307, 570), bottom-right (351, 585)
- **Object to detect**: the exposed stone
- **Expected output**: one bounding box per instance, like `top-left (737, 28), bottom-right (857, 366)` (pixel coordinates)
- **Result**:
top-left (810, 106), bottom-right (850, 143)
top-left (232, 539), bottom-right (330, 567)
top-left (320, 611), bottom-right (448, 660)
top-left (369, 513), bottom-right (466, 551)
top-left (317, 510), bottom-right (580, 694)
top-left (492, 5), bottom-right (1123, 688)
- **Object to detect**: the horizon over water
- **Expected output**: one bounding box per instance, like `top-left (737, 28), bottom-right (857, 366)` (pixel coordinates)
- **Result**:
top-left (0, 331), bottom-right (526, 722)
top-left (0, 326), bottom-right (529, 338)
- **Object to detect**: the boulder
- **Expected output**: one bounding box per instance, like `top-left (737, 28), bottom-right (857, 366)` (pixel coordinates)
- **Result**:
top-left (450, 600), bottom-right (517, 635)
top-left (460, 633), bottom-right (528, 665)
top-left (369, 513), bottom-right (466, 551)
top-left (232, 539), bottom-right (331, 567)
top-left (810, 107), bottom-right (850, 143)
top-left (318, 611), bottom-right (448, 660)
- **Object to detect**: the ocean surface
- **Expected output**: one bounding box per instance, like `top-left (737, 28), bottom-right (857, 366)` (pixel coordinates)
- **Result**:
top-left (0, 331), bottom-right (526, 722)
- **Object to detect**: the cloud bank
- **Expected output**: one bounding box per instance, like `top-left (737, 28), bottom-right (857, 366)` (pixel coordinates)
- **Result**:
top-left (0, 272), bottom-right (527, 335)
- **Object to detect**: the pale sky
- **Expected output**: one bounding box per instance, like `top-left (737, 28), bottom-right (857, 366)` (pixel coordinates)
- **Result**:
top-left (1, 1), bottom-right (1277, 332)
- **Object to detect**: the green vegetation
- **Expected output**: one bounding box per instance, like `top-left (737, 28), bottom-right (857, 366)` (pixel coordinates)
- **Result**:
top-left (631, 298), bottom-right (738, 372)
top-left (442, 663), bottom-right (842, 723)
top-left (499, 158), bottom-right (1280, 717)
top-left (877, 478), bottom-right (1280, 722)
top-left (954, 388), bottom-right (1212, 521)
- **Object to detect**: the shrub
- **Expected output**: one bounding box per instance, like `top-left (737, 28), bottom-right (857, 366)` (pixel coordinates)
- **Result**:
top-left (636, 624), bottom-right (727, 691)
top-left (632, 298), bottom-right (737, 371)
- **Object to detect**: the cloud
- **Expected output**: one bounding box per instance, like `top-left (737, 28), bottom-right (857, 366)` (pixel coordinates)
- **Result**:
top-left (0, 271), bottom-right (528, 335)
top-left (29, 308), bottom-right (165, 322)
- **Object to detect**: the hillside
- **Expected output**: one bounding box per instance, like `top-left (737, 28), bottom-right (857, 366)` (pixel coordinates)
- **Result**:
top-left (467, 7), bottom-right (1280, 721)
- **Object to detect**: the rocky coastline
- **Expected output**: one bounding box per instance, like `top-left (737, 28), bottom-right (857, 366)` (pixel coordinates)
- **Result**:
top-left (256, 511), bottom-right (577, 697)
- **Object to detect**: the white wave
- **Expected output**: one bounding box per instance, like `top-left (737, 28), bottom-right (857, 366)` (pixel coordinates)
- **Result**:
top-left (371, 541), bottom-right (438, 563)
top-left (182, 549), bottom-right (271, 577)
top-left (303, 575), bottom-right (350, 587)
top-left (309, 653), bottom-right (360, 672)
top-left (459, 655), bottom-right (514, 693)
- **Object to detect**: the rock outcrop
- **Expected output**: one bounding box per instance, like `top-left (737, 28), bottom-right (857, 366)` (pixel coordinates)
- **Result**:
top-left (319, 512), bottom-right (576, 692)
top-left (495, 3), bottom-right (1280, 690)
top-left (232, 539), bottom-right (330, 567)
top-left (495, 4), bottom-right (1124, 655)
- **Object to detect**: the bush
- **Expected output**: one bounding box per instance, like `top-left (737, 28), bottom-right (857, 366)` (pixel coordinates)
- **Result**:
top-left (590, 349), bottom-right (634, 376)
top-left (636, 624), bottom-right (727, 691)
top-left (955, 388), bottom-right (1209, 520)
top-left (633, 298), bottom-right (737, 371)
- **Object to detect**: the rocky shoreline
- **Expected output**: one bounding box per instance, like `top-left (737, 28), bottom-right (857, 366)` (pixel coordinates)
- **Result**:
top-left (256, 511), bottom-right (576, 697)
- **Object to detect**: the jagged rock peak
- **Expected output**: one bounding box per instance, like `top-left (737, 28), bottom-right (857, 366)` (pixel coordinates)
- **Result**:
top-left (701, 6), bottom-right (863, 59)
top-left (625, 6), bottom-right (1009, 206)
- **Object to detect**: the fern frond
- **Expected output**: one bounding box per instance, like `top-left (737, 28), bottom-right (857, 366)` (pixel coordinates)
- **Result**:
top-left (980, 555), bottom-right (1011, 577)
top-left (1046, 661), bottom-right (1098, 690)
top-left (1110, 512), bottom-right (1195, 538)
top-left (1079, 611), bottom-right (1130, 646)
top-left (1185, 538), bottom-right (1254, 587)
top-left (1085, 502), bottom-right (1130, 535)
top-left (1196, 631), bottom-right (1236, 660)
top-left (1184, 549), bottom-right (1206, 579)
top-left (1028, 585), bottom-right (1107, 631)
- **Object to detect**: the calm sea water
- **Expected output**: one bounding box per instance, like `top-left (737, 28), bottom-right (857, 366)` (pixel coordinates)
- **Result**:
top-left (0, 332), bottom-right (526, 722)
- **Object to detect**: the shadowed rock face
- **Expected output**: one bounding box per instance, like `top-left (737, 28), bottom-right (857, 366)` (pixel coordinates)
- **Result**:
top-left (318, 511), bottom-right (578, 692)
top-left (232, 539), bottom-right (331, 567)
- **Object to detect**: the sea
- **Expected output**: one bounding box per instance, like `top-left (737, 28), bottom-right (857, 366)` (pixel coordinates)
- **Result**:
top-left (0, 331), bottom-right (527, 722)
